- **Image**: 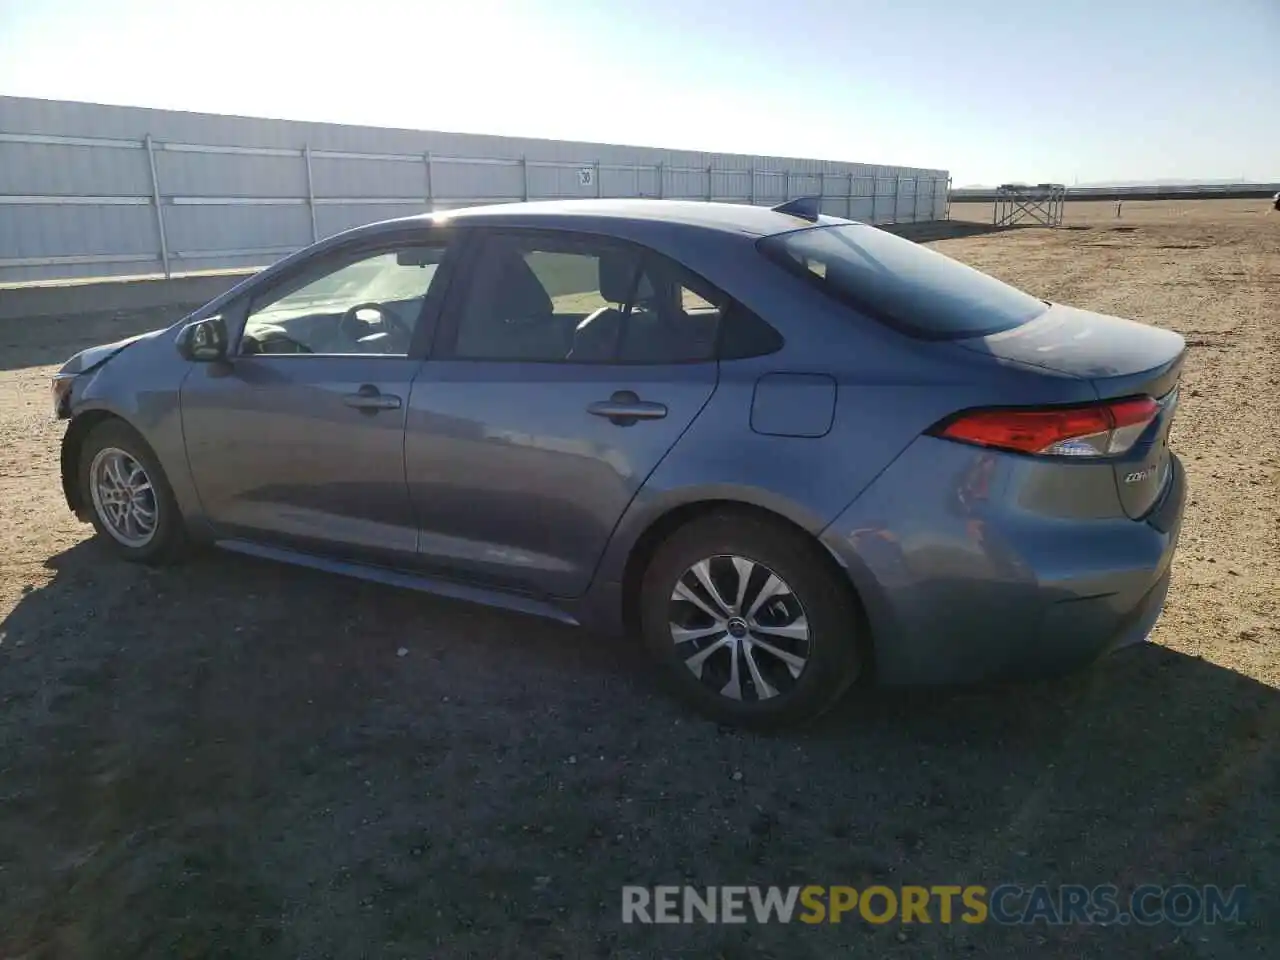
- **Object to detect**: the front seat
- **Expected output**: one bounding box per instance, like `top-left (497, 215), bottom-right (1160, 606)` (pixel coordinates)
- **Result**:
top-left (455, 247), bottom-right (557, 359)
top-left (567, 252), bottom-right (639, 362)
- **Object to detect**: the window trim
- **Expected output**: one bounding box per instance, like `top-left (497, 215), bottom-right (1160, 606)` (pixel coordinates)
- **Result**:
top-left (232, 227), bottom-right (463, 361)
top-left (434, 226), bottom-right (761, 366)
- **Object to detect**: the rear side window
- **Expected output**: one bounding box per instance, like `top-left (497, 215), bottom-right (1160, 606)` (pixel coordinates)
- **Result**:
top-left (616, 256), bottom-right (720, 364)
top-left (758, 224), bottom-right (1047, 339)
top-left (718, 303), bottom-right (784, 359)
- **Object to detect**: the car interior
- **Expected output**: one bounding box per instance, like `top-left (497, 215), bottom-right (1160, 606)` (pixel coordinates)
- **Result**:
top-left (239, 248), bottom-right (444, 356)
top-left (235, 241), bottom-right (722, 363)
top-left (454, 245), bottom-right (720, 363)
top-left (240, 296), bottom-right (425, 356)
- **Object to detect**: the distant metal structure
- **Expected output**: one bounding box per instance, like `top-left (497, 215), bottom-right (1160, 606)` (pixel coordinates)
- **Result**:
top-left (993, 183), bottom-right (1066, 227)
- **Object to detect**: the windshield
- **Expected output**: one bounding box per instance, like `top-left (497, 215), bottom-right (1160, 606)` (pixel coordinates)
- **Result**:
top-left (758, 224), bottom-right (1048, 339)
top-left (251, 252), bottom-right (441, 326)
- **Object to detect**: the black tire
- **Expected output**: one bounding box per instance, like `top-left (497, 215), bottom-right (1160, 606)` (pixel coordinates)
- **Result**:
top-left (639, 511), bottom-right (862, 730)
top-left (77, 418), bottom-right (188, 564)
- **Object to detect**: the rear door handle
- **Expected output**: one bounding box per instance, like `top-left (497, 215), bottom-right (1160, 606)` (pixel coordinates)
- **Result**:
top-left (587, 391), bottom-right (668, 425)
top-left (343, 385), bottom-right (402, 412)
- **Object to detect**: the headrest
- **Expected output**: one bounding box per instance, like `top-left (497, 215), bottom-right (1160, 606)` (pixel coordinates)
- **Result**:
top-left (598, 252), bottom-right (640, 304)
top-left (493, 247), bottom-right (553, 318)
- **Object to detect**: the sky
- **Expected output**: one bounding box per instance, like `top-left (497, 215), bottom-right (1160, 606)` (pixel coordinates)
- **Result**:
top-left (0, 0), bottom-right (1276, 186)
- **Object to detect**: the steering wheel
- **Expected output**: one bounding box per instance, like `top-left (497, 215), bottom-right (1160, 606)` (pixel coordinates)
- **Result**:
top-left (338, 301), bottom-right (412, 346)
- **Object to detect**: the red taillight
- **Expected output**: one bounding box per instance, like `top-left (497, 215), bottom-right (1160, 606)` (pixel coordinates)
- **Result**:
top-left (930, 396), bottom-right (1159, 457)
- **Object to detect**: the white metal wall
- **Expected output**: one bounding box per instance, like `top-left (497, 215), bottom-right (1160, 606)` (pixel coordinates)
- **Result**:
top-left (0, 96), bottom-right (951, 284)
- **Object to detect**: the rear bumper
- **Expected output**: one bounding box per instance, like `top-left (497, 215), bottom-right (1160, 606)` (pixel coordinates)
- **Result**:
top-left (820, 440), bottom-right (1186, 686)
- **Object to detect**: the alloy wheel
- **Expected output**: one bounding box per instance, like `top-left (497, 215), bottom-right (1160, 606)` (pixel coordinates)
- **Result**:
top-left (668, 555), bottom-right (811, 702)
top-left (88, 446), bottom-right (158, 548)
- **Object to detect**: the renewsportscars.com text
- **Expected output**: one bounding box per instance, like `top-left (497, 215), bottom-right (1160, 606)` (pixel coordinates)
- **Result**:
top-left (621, 884), bottom-right (1247, 926)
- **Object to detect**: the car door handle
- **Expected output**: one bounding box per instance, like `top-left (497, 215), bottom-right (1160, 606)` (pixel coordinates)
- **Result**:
top-left (587, 391), bottom-right (668, 425)
top-left (343, 386), bottom-right (402, 412)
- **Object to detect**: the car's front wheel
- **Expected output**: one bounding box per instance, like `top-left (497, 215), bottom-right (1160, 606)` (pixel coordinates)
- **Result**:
top-left (78, 418), bottom-right (187, 564)
top-left (639, 511), bottom-right (862, 729)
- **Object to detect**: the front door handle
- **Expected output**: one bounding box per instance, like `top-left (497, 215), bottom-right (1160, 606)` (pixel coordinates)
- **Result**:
top-left (587, 390), bottom-right (668, 426)
top-left (343, 384), bottom-right (402, 412)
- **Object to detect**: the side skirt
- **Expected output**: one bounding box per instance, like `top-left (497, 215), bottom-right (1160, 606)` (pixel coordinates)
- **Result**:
top-left (214, 538), bottom-right (581, 626)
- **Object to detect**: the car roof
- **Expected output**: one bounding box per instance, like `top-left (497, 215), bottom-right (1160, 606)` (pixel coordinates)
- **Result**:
top-left (375, 198), bottom-right (855, 239)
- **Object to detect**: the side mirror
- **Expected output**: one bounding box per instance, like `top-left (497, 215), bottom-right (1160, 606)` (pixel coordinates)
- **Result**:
top-left (176, 315), bottom-right (229, 362)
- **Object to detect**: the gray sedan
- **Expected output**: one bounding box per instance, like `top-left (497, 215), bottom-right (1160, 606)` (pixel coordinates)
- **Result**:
top-left (52, 198), bottom-right (1187, 728)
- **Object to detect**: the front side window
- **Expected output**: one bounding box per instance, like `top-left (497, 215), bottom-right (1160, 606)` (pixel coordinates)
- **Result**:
top-left (450, 233), bottom-right (722, 364)
top-left (240, 244), bottom-right (447, 356)
top-left (758, 224), bottom-right (1048, 339)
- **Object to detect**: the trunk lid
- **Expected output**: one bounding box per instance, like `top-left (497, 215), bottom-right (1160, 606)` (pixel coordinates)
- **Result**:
top-left (954, 303), bottom-right (1186, 519)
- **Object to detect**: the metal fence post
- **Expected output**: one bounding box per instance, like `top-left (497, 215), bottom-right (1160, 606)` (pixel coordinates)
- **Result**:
top-left (893, 176), bottom-right (902, 223)
top-left (706, 164), bottom-right (713, 202)
top-left (424, 152), bottom-right (434, 211)
top-left (946, 176), bottom-right (953, 220)
top-left (847, 172), bottom-right (854, 219)
top-left (748, 167), bottom-right (755, 206)
top-left (784, 170), bottom-right (791, 201)
top-left (595, 160), bottom-right (602, 199)
top-left (656, 162), bottom-right (664, 199)
top-left (520, 155), bottom-right (528, 201)
top-left (816, 172), bottom-right (823, 214)
top-left (143, 134), bottom-right (170, 278)
top-left (871, 178), bottom-right (878, 222)
top-left (303, 143), bottom-right (318, 242)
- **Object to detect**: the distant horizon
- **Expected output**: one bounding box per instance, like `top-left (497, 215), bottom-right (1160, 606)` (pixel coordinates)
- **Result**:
top-left (958, 177), bottom-right (1280, 190)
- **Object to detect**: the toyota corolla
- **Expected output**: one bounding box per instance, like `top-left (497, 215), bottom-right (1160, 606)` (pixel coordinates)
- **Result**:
top-left (52, 198), bottom-right (1187, 728)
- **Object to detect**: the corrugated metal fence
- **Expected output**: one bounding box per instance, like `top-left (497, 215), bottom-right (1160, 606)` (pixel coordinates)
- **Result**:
top-left (0, 97), bottom-right (951, 285)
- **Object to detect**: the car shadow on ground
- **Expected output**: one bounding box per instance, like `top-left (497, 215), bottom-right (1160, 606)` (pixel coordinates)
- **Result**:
top-left (0, 540), bottom-right (1274, 959)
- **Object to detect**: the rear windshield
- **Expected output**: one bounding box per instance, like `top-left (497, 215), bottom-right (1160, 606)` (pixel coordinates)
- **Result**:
top-left (757, 224), bottom-right (1048, 339)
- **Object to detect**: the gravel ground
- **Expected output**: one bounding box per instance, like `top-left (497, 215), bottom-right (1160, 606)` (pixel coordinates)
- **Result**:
top-left (0, 199), bottom-right (1276, 959)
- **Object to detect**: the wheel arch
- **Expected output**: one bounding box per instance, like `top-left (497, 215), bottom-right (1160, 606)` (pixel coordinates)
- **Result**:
top-left (60, 408), bottom-right (147, 519)
top-left (618, 498), bottom-right (876, 677)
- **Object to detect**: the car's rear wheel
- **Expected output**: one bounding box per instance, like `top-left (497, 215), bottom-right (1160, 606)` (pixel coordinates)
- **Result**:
top-left (78, 419), bottom-right (187, 564)
top-left (639, 511), bottom-right (862, 729)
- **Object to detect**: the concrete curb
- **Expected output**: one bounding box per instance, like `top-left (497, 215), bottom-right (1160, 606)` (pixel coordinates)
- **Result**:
top-left (0, 272), bottom-right (252, 321)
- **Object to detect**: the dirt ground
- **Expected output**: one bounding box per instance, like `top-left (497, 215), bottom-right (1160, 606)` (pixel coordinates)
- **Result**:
top-left (0, 199), bottom-right (1276, 958)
